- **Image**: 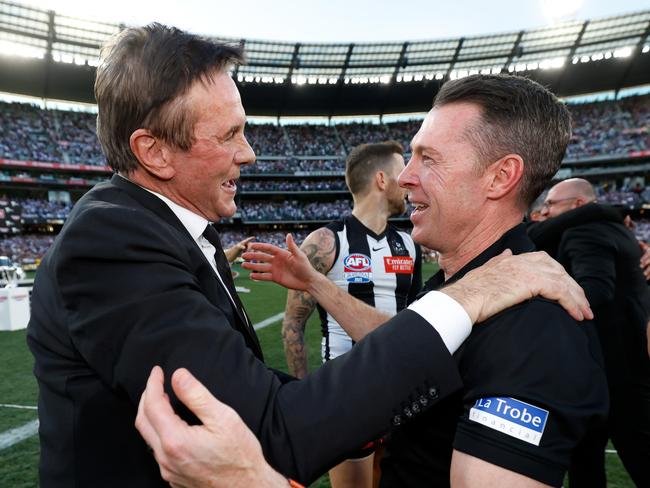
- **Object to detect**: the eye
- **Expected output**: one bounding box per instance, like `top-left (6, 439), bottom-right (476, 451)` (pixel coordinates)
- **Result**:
top-left (422, 156), bottom-right (435, 166)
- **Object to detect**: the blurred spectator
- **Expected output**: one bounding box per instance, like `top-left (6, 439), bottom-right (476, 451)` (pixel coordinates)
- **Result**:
top-left (245, 123), bottom-right (291, 156)
top-left (336, 122), bottom-right (391, 151)
top-left (239, 199), bottom-right (352, 221)
top-left (0, 102), bottom-right (64, 162)
top-left (283, 124), bottom-right (345, 156)
top-left (0, 234), bottom-right (55, 264)
top-left (57, 111), bottom-right (105, 165)
top-left (239, 179), bottom-right (347, 192)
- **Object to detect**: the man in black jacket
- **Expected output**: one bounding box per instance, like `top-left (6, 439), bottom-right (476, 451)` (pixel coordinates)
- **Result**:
top-left (530, 178), bottom-right (650, 487)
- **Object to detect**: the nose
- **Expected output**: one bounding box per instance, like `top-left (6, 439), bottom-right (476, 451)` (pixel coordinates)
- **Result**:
top-left (398, 158), bottom-right (417, 188)
top-left (237, 135), bottom-right (256, 166)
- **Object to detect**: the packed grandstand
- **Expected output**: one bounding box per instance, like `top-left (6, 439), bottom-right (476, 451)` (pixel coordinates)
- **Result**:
top-left (1, 93), bottom-right (650, 265)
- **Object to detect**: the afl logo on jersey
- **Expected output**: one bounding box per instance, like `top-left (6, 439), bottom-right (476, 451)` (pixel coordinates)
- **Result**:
top-left (343, 253), bottom-right (372, 283)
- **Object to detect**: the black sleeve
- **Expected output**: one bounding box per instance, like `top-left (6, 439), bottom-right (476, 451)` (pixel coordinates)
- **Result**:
top-left (558, 226), bottom-right (617, 308)
top-left (407, 245), bottom-right (423, 305)
top-left (452, 299), bottom-right (608, 486)
top-left (55, 205), bottom-right (463, 484)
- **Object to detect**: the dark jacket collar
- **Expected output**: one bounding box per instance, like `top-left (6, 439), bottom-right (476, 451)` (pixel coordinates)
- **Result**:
top-left (110, 174), bottom-right (195, 242)
top-left (425, 223), bottom-right (534, 291)
top-left (528, 203), bottom-right (624, 256)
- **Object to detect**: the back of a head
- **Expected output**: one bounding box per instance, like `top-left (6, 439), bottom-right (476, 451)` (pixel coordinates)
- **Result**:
top-left (433, 74), bottom-right (572, 209)
top-left (345, 140), bottom-right (404, 196)
top-left (95, 23), bottom-right (244, 174)
top-left (552, 178), bottom-right (597, 202)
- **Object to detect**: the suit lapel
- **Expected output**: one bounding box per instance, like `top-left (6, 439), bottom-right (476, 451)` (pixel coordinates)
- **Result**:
top-left (110, 174), bottom-right (264, 360)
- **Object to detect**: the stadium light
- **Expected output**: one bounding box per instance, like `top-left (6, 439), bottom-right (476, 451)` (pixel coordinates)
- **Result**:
top-left (643, 46), bottom-right (650, 54)
top-left (613, 46), bottom-right (633, 58)
top-left (380, 75), bottom-right (391, 84)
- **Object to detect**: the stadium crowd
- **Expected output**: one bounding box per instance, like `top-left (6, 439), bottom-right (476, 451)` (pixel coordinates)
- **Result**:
top-left (239, 199), bottom-right (352, 221)
top-left (3, 95), bottom-right (648, 167)
top-left (241, 159), bottom-right (344, 174)
top-left (239, 178), bottom-right (347, 192)
top-left (1, 95), bottom-right (650, 265)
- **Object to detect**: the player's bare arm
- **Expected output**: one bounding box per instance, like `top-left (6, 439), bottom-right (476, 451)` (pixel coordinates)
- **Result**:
top-left (244, 234), bottom-right (391, 342)
top-left (282, 228), bottom-right (336, 378)
top-left (245, 243), bottom-right (592, 327)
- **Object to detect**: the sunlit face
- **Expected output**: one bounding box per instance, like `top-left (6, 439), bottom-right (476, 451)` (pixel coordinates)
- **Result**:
top-left (165, 72), bottom-right (255, 222)
top-left (385, 153), bottom-right (408, 216)
top-left (540, 183), bottom-right (579, 219)
top-left (398, 103), bottom-right (491, 252)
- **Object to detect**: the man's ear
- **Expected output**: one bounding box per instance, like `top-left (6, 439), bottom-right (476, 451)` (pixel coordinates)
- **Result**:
top-left (375, 170), bottom-right (388, 191)
top-left (485, 154), bottom-right (524, 201)
top-left (129, 129), bottom-right (175, 180)
top-left (573, 197), bottom-right (591, 209)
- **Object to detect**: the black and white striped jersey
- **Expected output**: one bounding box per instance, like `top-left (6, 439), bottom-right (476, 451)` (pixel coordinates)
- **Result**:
top-left (317, 214), bottom-right (422, 361)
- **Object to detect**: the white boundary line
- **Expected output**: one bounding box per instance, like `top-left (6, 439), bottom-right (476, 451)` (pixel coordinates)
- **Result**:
top-left (0, 420), bottom-right (39, 451)
top-left (253, 312), bottom-right (285, 330)
top-left (0, 403), bottom-right (37, 410)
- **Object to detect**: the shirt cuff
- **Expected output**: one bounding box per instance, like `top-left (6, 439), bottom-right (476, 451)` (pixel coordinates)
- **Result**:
top-left (408, 290), bottom-right (472, 354)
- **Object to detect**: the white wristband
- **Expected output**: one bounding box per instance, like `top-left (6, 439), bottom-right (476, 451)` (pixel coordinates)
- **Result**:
top-left (408, 290), bottom-right (472, 354)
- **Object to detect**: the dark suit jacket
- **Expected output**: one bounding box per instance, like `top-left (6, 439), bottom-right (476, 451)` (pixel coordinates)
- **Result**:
top-left (27, 175), bottom-right (462, 487)
top-left (528, 203), bottom-right (650, 383)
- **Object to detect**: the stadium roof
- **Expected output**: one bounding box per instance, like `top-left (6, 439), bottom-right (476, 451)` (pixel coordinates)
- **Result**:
top-left (1, 0), bottom-right (649, 116)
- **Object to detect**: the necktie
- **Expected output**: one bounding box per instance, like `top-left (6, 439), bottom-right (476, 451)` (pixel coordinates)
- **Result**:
top-left (202, 224), bottom-right (251, 327)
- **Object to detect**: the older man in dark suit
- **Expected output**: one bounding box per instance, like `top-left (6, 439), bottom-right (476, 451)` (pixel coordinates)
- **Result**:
top-left (28, 24), bottom-right (591, 488)
top-left (530, 178), bottom-right (650, 487)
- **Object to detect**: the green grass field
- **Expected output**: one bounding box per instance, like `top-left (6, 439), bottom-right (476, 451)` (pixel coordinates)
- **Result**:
top-left (0, 263), bottom-right (635, 487)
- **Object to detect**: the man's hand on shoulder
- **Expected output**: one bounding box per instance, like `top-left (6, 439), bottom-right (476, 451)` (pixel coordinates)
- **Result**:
top-left (441, 250), bottom-right (592, 324)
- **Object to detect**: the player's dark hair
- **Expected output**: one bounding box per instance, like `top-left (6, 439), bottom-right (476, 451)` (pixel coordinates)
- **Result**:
top-left (434, 74), bottom-right (571, 208)
top-left (95, 23), bottom-right (245, 173)
top-left (345, 140), bottom-right (404, 195)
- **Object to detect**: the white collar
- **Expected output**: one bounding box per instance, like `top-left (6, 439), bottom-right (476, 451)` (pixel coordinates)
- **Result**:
top-left (118, 175), bottom-right (210, 240)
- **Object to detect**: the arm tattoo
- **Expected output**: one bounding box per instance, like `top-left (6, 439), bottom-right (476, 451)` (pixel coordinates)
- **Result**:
top-left (282, 228), bottom-right (336, 378)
